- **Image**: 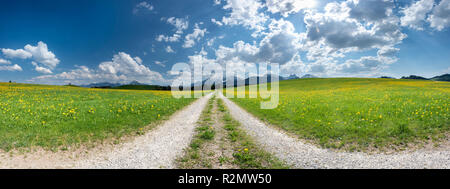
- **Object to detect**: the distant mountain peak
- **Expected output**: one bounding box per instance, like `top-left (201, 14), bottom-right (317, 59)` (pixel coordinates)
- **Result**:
top-left (284, 74), bottom-right (300, 80)
top-left (301, 74), bottom-right (317, 78)
top-left (400, 75), bottom-right (429, 80)
top-left (80, 82), bottom-right (122, 88)
top-left (129, 80), bottom-right (145, 85)
top-left (430, 73), bottom-right (450, 81)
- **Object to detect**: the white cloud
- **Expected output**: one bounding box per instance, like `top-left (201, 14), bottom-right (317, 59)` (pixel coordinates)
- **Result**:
top-left (156, 34), bottom-right (181, 42)
top-left (348, 0), bottom-right (394, 22)
top-left (207, 38), bottom-right (216, 47)
top-left (165, 46), bottom-right (175, 53)
top-left (304, 1), bottom-right (405, 52)
top-left (338, 56), bottom-right (386, 74)
top-left (220, 0), bottom-right (268, 35)
top-left (183, 23), bottom-right (207, 48)
top-left (400, 0), bottom-right (435, 30)
top-left (165, 17), bottom-right (189, 34)
top-left (0, 64), bottom-right (22, 71)
top-left (154, 61), bottom-right (165, 67)
top-left (31, 52), bottom-right (165, 85)
top-left (256, 19), bottom-right (303, 64)
top-left (1, 41), bottom-right (59, 73)
top-left (180, 0), bottom-right (447, 78)
top-left (398, 0), bottom-right (450, 31)
top-left (427, 0), bottom-right (450, 31)
top-left (299, 0), bottom-right (406, 77)
top-left (279, 54), bottom-right (307, 76)
top-left (0, 58), bottom-right (11, 64)
top-left (156, 17), bottom-right (189, 43)
top-left (134, 56), bottom-right (142, 64)
top-left (206, 35), bottom-right (224, 47)
top-left (197, 0), bottom-right (411, 78)
top-left (32, 61), bottom-right (53, 74)
top-left (177, 18), bottom-right (305, 79)
top-left (133, 1), bottom-right (154, 14)
top-left (265, 0), bottom-right (317, 17)
top-left (305, 46), bottom-right (398, 76)
top-left (377, 46), bottom-right (399, 57)
top-left (212, 19), bottom-right (304, 77)
top-left (211, 18), bottom-right (223, 26)
top-left (1, 48), bottom-right (32, 59)
top-left (215, 41), bottom-right (259, 63)
top-left (24, 41), bottom-right (60, 69)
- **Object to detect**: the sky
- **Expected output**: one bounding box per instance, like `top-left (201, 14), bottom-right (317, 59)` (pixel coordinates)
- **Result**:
top-left (0, 0), bottom-right (449, 85)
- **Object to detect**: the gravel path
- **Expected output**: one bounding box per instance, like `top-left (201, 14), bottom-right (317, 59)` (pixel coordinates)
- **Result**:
top-left (76, 93), bottom-right (212, 169)
top-left (219, 93), bottom-right (450, 169)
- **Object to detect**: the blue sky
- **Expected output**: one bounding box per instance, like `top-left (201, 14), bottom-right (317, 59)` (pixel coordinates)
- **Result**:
top-left (0, 0), bottom-right (449, 85)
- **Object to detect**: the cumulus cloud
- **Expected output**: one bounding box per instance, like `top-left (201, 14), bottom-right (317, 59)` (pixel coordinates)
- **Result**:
top-left (338, 56), bottom-right (386, 74)
top-left (207, 38), bottom-right (216, 47)
top-left (183, 23), bottom-right (207, 48)
top-left (220, 0), bottom-right (268, 35)
top-left (133, 1), bottom-right (154, 14)
top-left (1, 41), bottom-right (59, 72)
top-left (399, 0), bottom-right (450, 31)
top-left (0, 64), bottom-right (22, 71)
top-left (286, 0), bottom-right (407, 77)
top-left (134, 56), bottom-right (142, 64)
top-left (304, 1), bottom-right (405, 52)
top-left (156, 17), bottom-right (189, 43)
top-left (214, 19), bottom-right (303, 66)
top-left (400, 0), bottom-right (435, 30)
top-left (197, 0), bottom-right (413, 77)
top-left (207, 35), bottom-right (224, 47)
top-left (32, 61), bottom-right (53, 74)
top-left (1, 48), bottom-right (32, 59)
top-left (279, 54), bottom-right (306, 76)
top-left (256, 19), bottom-right (303, 64)
top-left (327, 46), bottom-right (398, 75)
top-left (31, 52), bottom-right (164, 85)
top-left (0, 58), bottom-right (11, 64)
top-left (215, 40), bottom-right (259, 63)
top-left (181, 18), bottom-right (306, 78)
top-left (181, 0), bottom-right (450, 78)
top-left (166, 18), bottom-right (303, 80)
top-left (348, 0), bottom-right (394, 22)
top-left (211, 18), bottom-right (223, 26)
top-left (272, 0), bottom-right (407, 77)
top-left (156, 34), bottom-right (181, 42)
top-left (165, 46), bottom-right (175, 53)
top-left (427, 0), bottom-right (450, 31)
top-left (165, 17), bottom-right (189, 34)
top-left (23, 41), bottom-right (60, 69)
top-left (265, 0), bottom-right (317, 17)
top-left (154, 61), bottom-right (165, 67)
top-left (377, 46), bottom-right (400, 57)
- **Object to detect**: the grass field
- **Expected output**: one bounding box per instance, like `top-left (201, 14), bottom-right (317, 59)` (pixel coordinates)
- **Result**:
top-left (0, 83), bottom-right (195, 151)
top-left (230, 78), bottom-right (450, 151)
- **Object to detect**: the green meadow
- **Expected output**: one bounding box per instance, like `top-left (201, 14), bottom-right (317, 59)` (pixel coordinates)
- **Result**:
top-left (231, 78), bottom-right (450, 151)
top-left (0, 83), bottom-right (194, 151)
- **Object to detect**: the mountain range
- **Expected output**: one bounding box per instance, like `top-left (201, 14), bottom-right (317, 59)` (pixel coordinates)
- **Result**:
top-left (80, 80), bottom-right (146, 88)
top-left (78, 73), bottom-right (449, 90)
top-left (400, 74), bottom-right (450, 81)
